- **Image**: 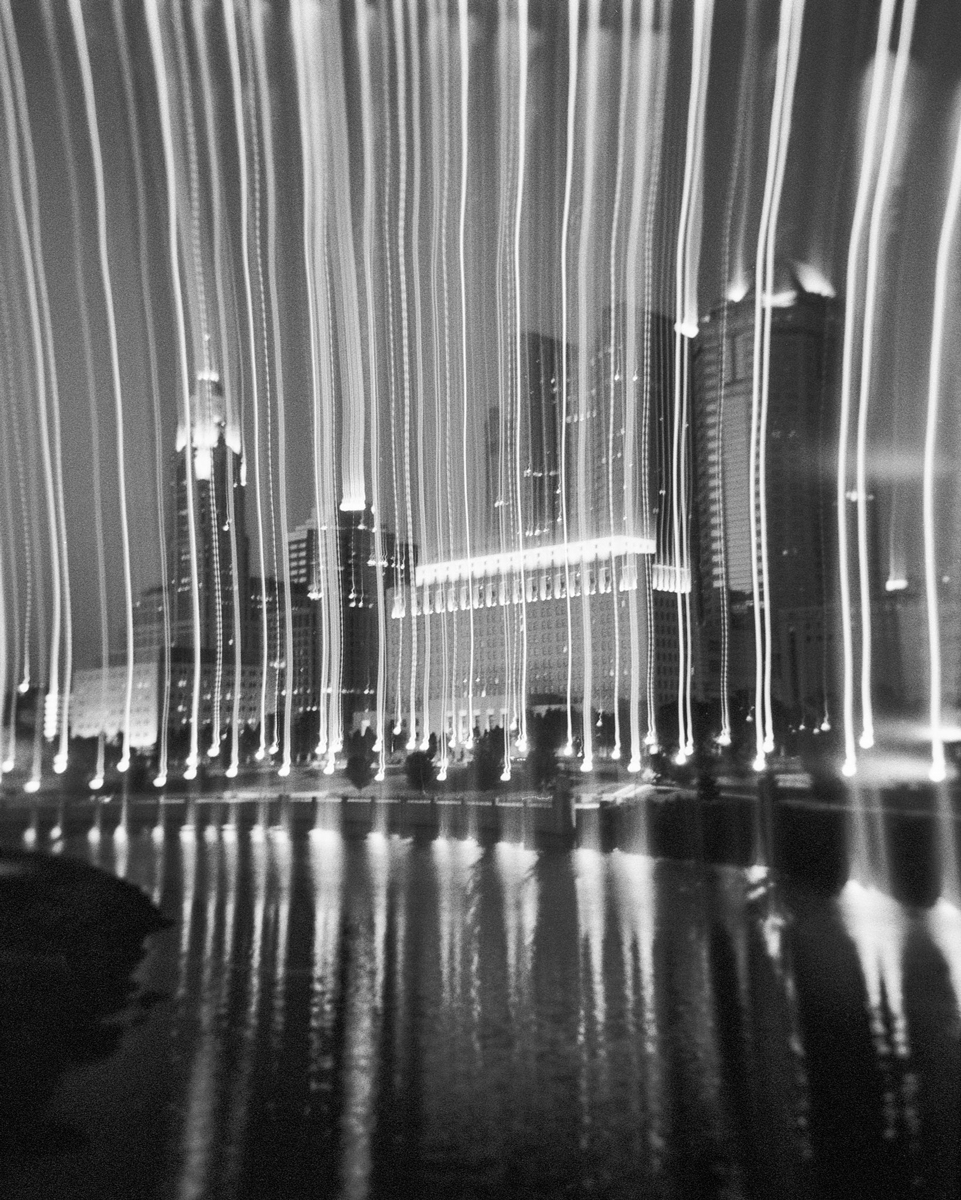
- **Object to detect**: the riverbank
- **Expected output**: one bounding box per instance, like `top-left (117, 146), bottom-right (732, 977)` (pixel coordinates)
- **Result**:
top-left (0, 847), bottom-right (168, 1172)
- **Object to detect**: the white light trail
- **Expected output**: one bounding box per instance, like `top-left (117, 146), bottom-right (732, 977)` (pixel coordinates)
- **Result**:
top-left (854, 0), bottom-right (917, 754)
top-left (748, 0), bottom-right (806, 770)
top-left (512, 0), bottom-right (530, 755)
top-left (224, 0), bottom-right (270, 759)
top-left (250, 5), bottom-right (294, 776)
top-left (672, 0), bottom-right (714, 758)
top-left (68, 0), bottom-right (137, 773)
top-left (605, 0), bottom-right (635, 761)
top-left (836, 0), bottom-right (898, 778)
top-left (575, 0), bottom-right (602, 772)
top-left (145, 0), bottom-right (203, 775)
top-left (111, 0), bottom-right (173, 785)
top-left (558, 0), bottom-right (579, 755)
top-left (0, 0), bottom-right (71, 767)
top-left (922, 92), bottom-right (961, 784)
top-left (355, 0), bottom-right (387, 775)
top-left (457, 0), bottom-right (475, 742)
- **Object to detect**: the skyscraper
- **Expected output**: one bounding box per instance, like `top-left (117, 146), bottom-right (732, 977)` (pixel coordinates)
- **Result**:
top-left (169, 371), bottom-right (250, 658)
top-left (692, 274), bottom-right (839, 718)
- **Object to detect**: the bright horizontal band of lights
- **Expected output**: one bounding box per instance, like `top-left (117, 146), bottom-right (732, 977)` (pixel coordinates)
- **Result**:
top-left (414, 535), bottom-right (656, 587)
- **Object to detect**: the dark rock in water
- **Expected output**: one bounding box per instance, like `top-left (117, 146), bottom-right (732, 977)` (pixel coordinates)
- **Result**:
top-left (0, 847), bottom-right (169, 1166)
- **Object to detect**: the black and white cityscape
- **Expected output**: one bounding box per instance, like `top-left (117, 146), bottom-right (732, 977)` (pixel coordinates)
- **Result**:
top-left (2, 1), bottom-right (961, 1197)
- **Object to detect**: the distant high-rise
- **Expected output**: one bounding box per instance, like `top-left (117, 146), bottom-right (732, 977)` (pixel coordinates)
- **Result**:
top-left (692, 276), bottom-right (839, 716)
top-left (169, 372), bottom-right (250, 658)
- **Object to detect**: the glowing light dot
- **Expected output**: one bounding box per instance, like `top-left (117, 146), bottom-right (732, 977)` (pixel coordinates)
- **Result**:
top-left (930, 761), bottom-right (947, 783)
top-left (500, 769), bottom-right (512, 782)
top-left (117, 758), bottom-right (129, 773)
top-left (323, 759), bottom-right (335, 776)
top-left (225, 766), bottom-right (238, 779)
top-left (420, 737), bottom-right (430, 751)
top-left (674, 751), bottom-right (688, 767)
top-left (278, 764), bottom-right (290, 778)
top-left (841, 758), bottom-right (856, 778)
top-left (90, 776), bottom-right (104, 791)
top-left (516, 737), bottom-right (528, 754)
top-left (153, 775), bottom-right (166, 788)
top-left (269, 743), bottom-right (279, 755)
top-left (184, 766), bottom-right (197, 781)
top-left (610, 746), bottom-right (620, 761)
top-left (88, 827), bottom-right (101, 844)
top-left (151, 825), bottom-right (164, 843)
top-left (563, 743), bottom-right (573, 758)
top-left (752, 754), bottom-right (766, 773)
top-left (2, 760), bottom-right (13, 773)
top-left (762, 735), bottom-right (774, 754)
top-left (207, 744), bottom-right (220, 758)
top-left (24, 779), bottom-right (40, 795)
top-left (254, 749), bottom-right (266, 762)
top-left (858, 732), bottom-right (874, 750)
top-left (406, 737), bottom-right (417, 751)
top-left (49, 826), bottom-right (62, 841)
top-left (372, 738), bottom-right (382, 753)
top-left (393, 724), bottom-right (402, 737)
top-left (716, 732), bottom-right (731, 747)
top-left (374, 769), bottom-right (385, 782)
top-left (820, 720), bottom-right (831, 732)
top-left (17, 681), bottom-right (29, 695)
top-left (579, 759), bottom-right (593, 774)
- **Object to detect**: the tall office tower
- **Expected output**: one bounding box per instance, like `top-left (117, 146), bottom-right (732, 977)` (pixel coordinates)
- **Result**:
top-left (587, 308), bottom-right (683, 566)
top-left (485, 333), bottom-right (571, 552)
top-left (286, 508), bottom-right (408, 730)
top-left (692, 274), bottom-right (839, 718)
top-left (169, 371), bottom-right (250, 657)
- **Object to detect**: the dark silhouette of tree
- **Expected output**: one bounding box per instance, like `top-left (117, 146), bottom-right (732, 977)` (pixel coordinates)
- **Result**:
top-left (405, 750), bottom-right (436, 793)
top-left (471, 728), bottom-right (505, 792)
top-left (344, 752), bottom-right (373, 792)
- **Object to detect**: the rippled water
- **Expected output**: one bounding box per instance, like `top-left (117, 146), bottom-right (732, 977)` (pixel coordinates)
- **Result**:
top-left (8, 805), bottom-right (961, 1200)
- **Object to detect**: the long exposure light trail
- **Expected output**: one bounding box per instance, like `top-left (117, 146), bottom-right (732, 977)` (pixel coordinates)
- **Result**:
top-left (749, 0), bottom-right (805, 769)
top-left (0, 0), bottom-right (70, 778)
top-left (558, 0), bottom-right (579, 757)
top-left (605, 0), bottom-right (634, 762)
top-left (512, 0), bottom-right (530, 758)
top-left (67, 0), bottom-right (137, 776)
top-left (250, 5), bottom-right (294, 776)
top-left (145, 0), bottom-right (203, 778)
top-left (922, 90), bottom-right (961, 784)
top-left (574, 0), bottom-right (602, 774)
top-left (111, 0), bottom-right (173, 786)
top-left (836, 0), bottom-right (897, 778)
top-left (854, 0), bottom-right (917, 755)
top-left (355, 0), bottom-right (388, 776)
top-left (457, 0), bottom-right (475, 745)
top-left (672, 0), bottom-right (714, 760)
top-left (225, 0), bottom-right (270, 762)
top-left (42, 0), bottom-right (108, 781)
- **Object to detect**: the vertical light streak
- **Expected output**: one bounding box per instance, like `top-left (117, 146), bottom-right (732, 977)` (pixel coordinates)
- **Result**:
top-left (44, 0), bottom-right (108, 778)
top-left (391, 0), bottom-right (419, 749)
top-left (558, 0), bottom-right (579, 755)
top-left (621, 1), bottom-right (667, 766)
top-left (605, 0), bottom-right (634, 761)
top-left (426, 0), bottom-right (452, 771)
top-left (170, 1), bottom-right (224, 774)
top-left (67, 0), bottom-right (137, 773)
top-left (0, 0), bottom-right (71, 766)
top-left (250, 6), bottom-right (294, 775)
top-left (574, 0), bottom-right (602, 772)
top-left (922, 96), bottom-right (961, 784)
top-left (224, 0), bottom-right (270, 758)
top-left (836, 0), bottom-right (897, 778)
top-left (145, 0), bottom-right (203, 774)
top-left (355, 0), bottom-right (388, 775)
top-left (749, 0), bottom-right (806, 769)
top-left (671, 0), bottom-right (714, 760)
top-left (406, 0), bottom-right (431, 750)
top-left (111, 0), bottom-right (173, 784)
top-left (512, 0), bottom-right (530, 755)
top-left (192, 0), bottom-right (239, 762)
top-left (713, 3), bottom-right (760, 746)
top-left (0, 296), bottom-right (20, 769)
top-left (855, 0), bottom-right (917, 753)
top-left (457, 0), bottom-right (475, 741)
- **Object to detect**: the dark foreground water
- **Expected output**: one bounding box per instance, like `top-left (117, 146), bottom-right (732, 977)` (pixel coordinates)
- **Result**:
top-left (5, 806), bottom-right (961, 1200)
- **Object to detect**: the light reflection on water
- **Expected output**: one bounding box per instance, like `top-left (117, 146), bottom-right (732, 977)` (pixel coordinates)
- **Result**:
top-left (13, 820), bottom-right (961, 1200)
